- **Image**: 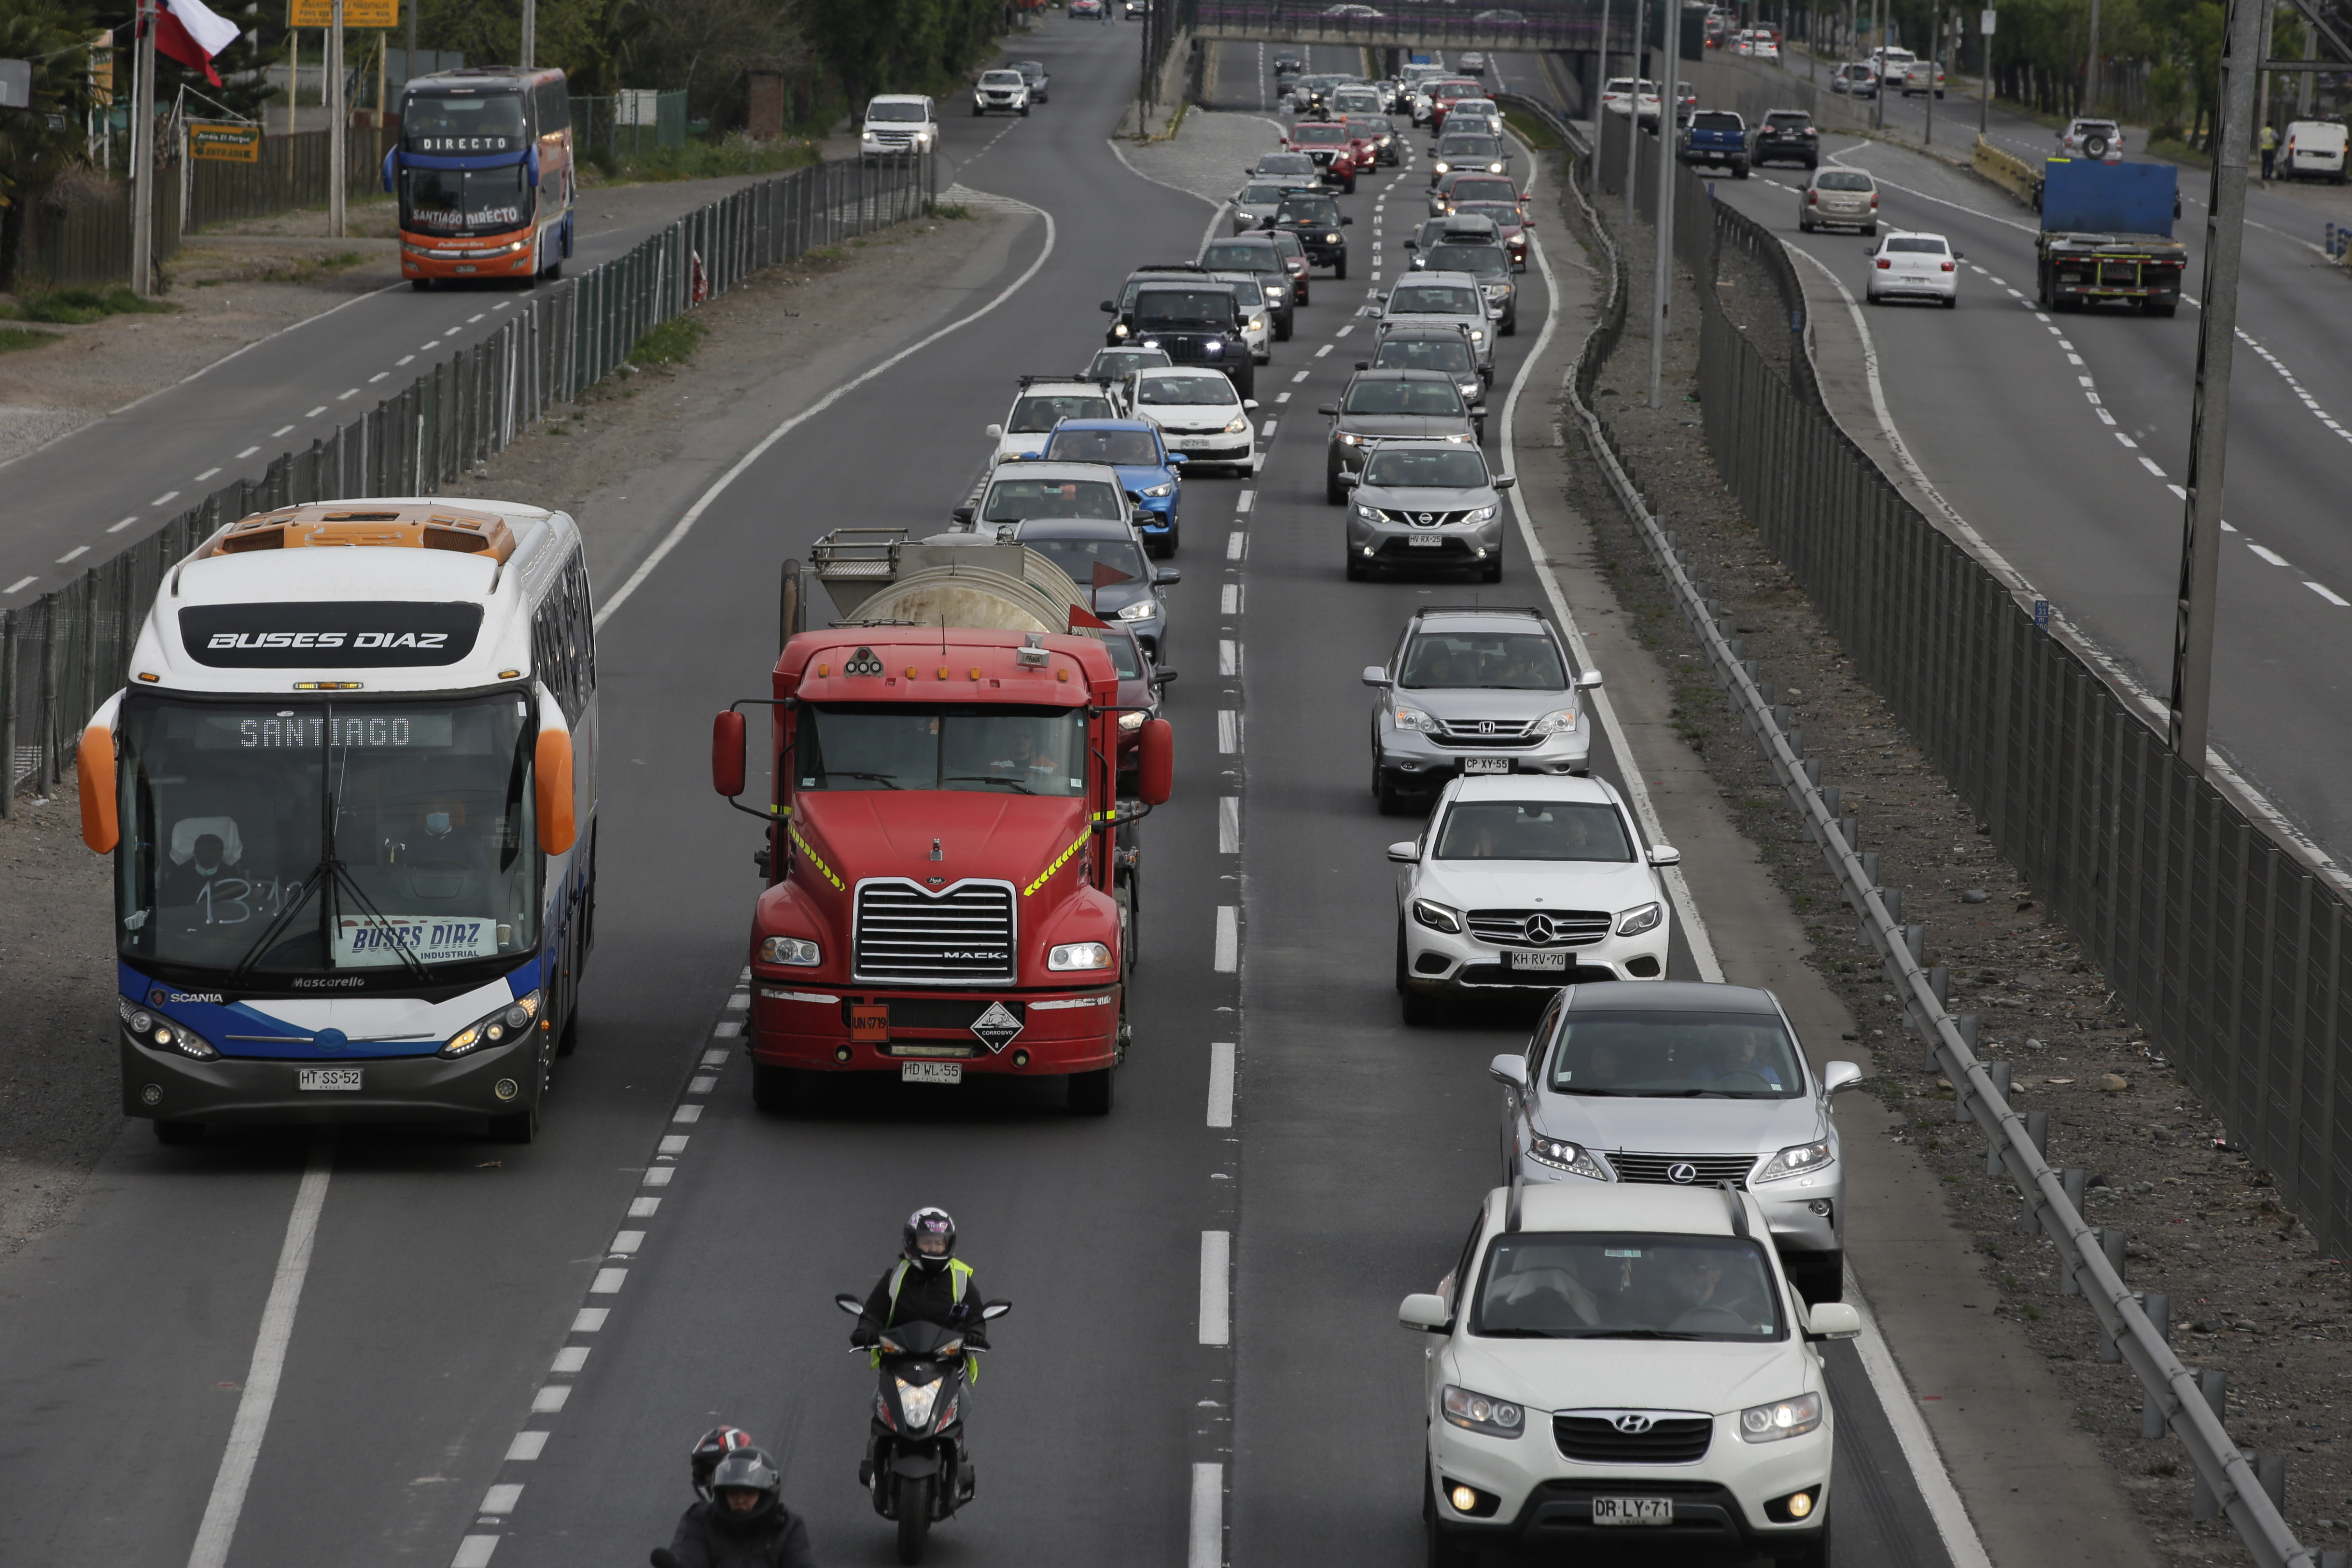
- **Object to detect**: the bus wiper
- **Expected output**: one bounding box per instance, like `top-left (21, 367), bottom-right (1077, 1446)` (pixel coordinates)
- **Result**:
top-left (224, 863), bottom-right (326, 984)
top-left (331, 860), bottom-right (430, 984)
top-left (945, 775), bottom-right (1035, 794)
top-left (824, 771), bottom-right (903, 789)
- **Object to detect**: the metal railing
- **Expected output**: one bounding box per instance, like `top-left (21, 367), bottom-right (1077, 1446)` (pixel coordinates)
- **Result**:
top-left (1526, 91), bottom-right (2339, 1568)
top-left (0, 149), bottom-right (935, 811)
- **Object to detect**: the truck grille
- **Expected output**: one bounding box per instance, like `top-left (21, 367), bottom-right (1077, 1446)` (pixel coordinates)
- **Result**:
top-left (1466, 908), bottom-right (1611, 946)
top-left (854, 880), bottom-right (1016, 984)
top-left (1554, 1413), bottom-right (1714, 1464)
top-left (1606, 1151), bottom-right (1761, 1188)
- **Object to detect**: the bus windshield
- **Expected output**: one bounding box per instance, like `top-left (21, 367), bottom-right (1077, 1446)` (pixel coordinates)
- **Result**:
top-left (115, 691), bottom-right (538, 979)
top-left (401, 90), bottom-right (530, 152)
top-left (401, 163), bottom-right (532, 237)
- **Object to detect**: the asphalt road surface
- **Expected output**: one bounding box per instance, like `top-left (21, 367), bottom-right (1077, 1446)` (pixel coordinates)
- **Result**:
top-left (1, 28), bottom-right (1955, 1568)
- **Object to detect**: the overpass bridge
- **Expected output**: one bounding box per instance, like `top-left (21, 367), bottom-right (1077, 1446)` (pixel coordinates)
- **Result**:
top-left (1184, 0), bottom-right (1618, 55)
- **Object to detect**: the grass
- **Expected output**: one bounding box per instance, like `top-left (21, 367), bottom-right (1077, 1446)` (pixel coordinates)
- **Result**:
top-left (629, 314), bottom-right (709, 368)
top-left (0, 326), bottom-right (61, 354)
top-left (1506, 108), bottom-right (1563, 151)
top-left (191, 251), bottom-right (369, 287)
top-left (933, 203), bottom-right (974, 221)
top-left (0, 284), bottom-right (177, 324)
top-left (583, 135), bottom-right (823, 187)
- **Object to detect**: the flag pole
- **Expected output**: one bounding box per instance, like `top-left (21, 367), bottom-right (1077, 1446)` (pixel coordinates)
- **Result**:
top-left (131, 0), bottom-right (157, 296)
top-left (328, 0), bottom-right (345, 237)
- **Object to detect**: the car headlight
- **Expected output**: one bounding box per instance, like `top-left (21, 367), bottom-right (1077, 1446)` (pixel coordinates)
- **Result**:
top-left (1488, 160), bottom-right (1504, 172)
top-left (1355, 503), bottom-right (1381, 520)
top-left (1115, 599), bottom-right (1157, 621)
top-left (1615, 901), bottom-right (1663, 937)
top-left (1433, 159), bottom-right (1451, 173)
top-left (1337, 430), bottom-right (1363, 446)
top-left (1048, 941), bottom-right (1114, 970)
top-left (1740, 1391), bottom-right (1822, 1442)
top-left (1223, 416), bottom-right (1249, 434)
top-left (1393, 705), bottom-right (1442, 733)
top-left (1326, 233), bottom-right (1340, 244)
top-left (442, 989), bottom-right (544, 1058)
top-left (1459, 381), bottom-right (1481, 400)
top-left (1525, 1134), bottom-right (1608, 1178)
top-left (1444, 432), bottom-right (1474, 444)
top-left (1204, 339), bottom-right (1224, 355)
top-left (1463, 505), bottom-right (1496, 522)
top-left (1483, 283), bottom-right (1509, 299)
top-left (1411, 896), bottom-right (1463, 934)
top-left (1114, 322), bottom-right (1130, 337)
top-left (1140, 481), bottom-right (1175, 497)
top-left (761, 935), bottom-right (822, 966)
top-left (1756, 1140), bottom-right (1834, 1182)
top-left (122, 1000), bottom-right (221, 1061)
top-left (1265, 284), bottom-right (1287, 300)
top-left (1247, 316), bottom-right (1264, 331)
top-left (1441, 1385), bottom-right (1525, 1437)
top-left (897, 1377), bottom-right (944, 1428)
top-left (1531, 706), bottom-right (1576, 734)
top-left (1469, 329), bottom-right (1484, 341)
top-left (1119, 710), bottom-right (1147, 731)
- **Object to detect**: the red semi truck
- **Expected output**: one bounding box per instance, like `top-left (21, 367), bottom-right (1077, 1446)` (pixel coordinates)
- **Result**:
top-left (711, 529), bottom-right (1173, 1116)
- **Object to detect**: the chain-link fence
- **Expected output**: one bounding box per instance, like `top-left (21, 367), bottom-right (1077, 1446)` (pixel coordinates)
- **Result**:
top-left (0, 148), bottom-right (934, 815)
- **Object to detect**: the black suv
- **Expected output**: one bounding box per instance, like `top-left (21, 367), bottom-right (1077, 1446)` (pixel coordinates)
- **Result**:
top-left (1102, 280), bottom-right (1257, 398)
top-left (1197, 234), bottom-right (1297, 339)
top-left (1270, 190), bottom-right (1353, 278)
top-left (1103, 263), bottom-right (1217, 346)
top-left (1750, 108), bottom-right (1819, 169)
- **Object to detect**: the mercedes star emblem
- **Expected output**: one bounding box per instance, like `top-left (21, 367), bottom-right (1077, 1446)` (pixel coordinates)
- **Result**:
top-left (1525, 913), bottom-right (1555, 943)
top-left (1613, 1414), bottom-right (1654, 1434)
top-left (1667, 1162), bottom-right (1699, 1184)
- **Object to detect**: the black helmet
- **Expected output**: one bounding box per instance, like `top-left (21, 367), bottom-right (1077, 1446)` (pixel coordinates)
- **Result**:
top-left (690, 1425), bottom-right (756, 1499)
top-left (708, 1447), bottom-right (782, 1525)
top-left (903, 1206), bottom-right (956, 1275)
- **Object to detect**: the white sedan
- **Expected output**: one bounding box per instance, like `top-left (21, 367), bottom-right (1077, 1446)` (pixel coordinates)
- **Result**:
top-left (1865, 229), bottom-right (1960, 308)
top-left (1130, 366), bottom-right (1260, 475)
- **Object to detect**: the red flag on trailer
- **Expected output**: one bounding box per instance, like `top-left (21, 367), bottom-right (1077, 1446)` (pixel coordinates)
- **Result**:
top-left (147, 0), bottom-right (239, 85)
top-left (1087, 559), bottom-right (1133, 616)
top-left (1067, 604), bottom-right (1111, 631)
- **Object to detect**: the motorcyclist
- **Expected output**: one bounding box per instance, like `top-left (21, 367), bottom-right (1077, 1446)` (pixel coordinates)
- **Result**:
top-left (852, 1207), bottom-right (989, 1354)
top-left (690, 1426), bottom-right (757, 1501)
top-left (664, 1448), bottom-right (814, 1568)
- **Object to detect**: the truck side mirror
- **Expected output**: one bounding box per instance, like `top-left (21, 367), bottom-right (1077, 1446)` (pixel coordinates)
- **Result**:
top-left (712, 711), bottom-right (747, 798)
top-left (1100, 299), bottom-right (1118, 312)
top-left (536, 729), bottom-right (577, 855)
top-left (1137, 717), bottom-right (1175, 805)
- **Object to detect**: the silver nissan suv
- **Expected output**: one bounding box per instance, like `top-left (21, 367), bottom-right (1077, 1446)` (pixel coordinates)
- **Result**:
top-left (1362, 605), bottom-right (1602, 812)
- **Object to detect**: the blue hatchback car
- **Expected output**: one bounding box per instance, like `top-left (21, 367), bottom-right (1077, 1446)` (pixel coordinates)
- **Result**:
top-left (1036, 418), bottom-right (1186, 557)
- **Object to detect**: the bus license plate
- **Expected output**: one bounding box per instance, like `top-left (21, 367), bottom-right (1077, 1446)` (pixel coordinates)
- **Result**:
top-left (902, 1062), bottom-right (963, 1085)
top-left (1511, 949), bottom-right (1568, 970)
top-left (1593, 1497), bottom-right (1672, 1526)
top-left (297, 1068), bottom-right (364, 1092)
top-left (1462, 757), bottom-right (1510, 774)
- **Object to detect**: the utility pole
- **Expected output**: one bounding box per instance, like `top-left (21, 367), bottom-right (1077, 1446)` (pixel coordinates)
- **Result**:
top-left (1980, 5), bottom-right (1993, 134)
top-left (2299, 10), bottom-right (2317, 115)
top-left (2167, 0), bottom-right (2267, 768)
top-left (1872, 0), bottom-right (1886, 127)
top-left (1595, 0), bottom-right (1612, 196)
top-left (2082, 0), bottom-right (2101, 113)
top-left (130, 0), bottom-right (156, 296)
top-left (1625, 0), bottom-right (1646, 233)
top-left (1649, 0), bottom-right (1679, 407)
top-left (327, 0), bottom-right (345, 237)
top-left (404, 0), bottom-right (416, 97)
top-left (520, 0), bottom-right (535, 69)
top-left (1925, 7), bottom-right (1937, 140)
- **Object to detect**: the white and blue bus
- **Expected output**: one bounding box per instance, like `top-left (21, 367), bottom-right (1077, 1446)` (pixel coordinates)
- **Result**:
top-left (77, 500), bottom-right (598, 1144)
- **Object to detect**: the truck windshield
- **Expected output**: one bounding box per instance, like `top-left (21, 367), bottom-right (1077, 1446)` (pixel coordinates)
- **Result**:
top-left (797, 704), bottom-right (1089, 796)
top-left (115, 691), bottom-right (537, 978)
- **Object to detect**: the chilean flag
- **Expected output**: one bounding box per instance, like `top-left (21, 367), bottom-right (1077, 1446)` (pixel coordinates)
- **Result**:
top-left (150, 0), bottom-right (240, 86)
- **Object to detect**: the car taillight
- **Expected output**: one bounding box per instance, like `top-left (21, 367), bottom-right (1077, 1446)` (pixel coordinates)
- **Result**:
top-left (1806, 190), bottom-right (1818, 205)
top-left (1940, 261), bottom-right (1955, 272)
top-left (1876, 258), bottom-right (1891, 268)
top-left (1869, 193), bottom-right (1880, 208)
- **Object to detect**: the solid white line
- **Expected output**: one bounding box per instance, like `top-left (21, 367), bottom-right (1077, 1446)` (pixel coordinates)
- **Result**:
top-left (1198, 1231), bottom-right (1232, 1344)
top-left (1207, 1041), bottom-right (1236, 1127)
top-left (184, 1146), bottom-right (332, 1568)
top-left (595, 200), bottom-right (1058, 630)
top-left (1845, 1268), bottom-right (1996, 1568)
top-left (1218, 795), bottom-right (1240, 853)
top-left (1189, 1461), bottom-right (1225, 1568)
top-left (1214, 906), bottom-right (1238, 971)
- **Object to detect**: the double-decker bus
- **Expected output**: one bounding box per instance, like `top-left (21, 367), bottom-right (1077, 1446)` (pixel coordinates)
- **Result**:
top-left (385, 66), bottom-right (575, 289)
top-left (77, 500), bottom-right (599, 1144)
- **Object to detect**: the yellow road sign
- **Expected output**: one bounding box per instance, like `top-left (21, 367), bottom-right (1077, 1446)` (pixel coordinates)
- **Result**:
top-left (289, 0), bottom-right (399, 26)
top-left (189, 123), bottom-right (263, 162)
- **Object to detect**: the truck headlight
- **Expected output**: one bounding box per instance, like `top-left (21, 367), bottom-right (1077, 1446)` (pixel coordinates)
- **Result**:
top-left (1441, 1385), bottom-right (1524, 1437)
top-left (443, 989), bottom-right (544, 1058)
top-left (1392, 705), bottom-right (1442, 733)
top-left (1119, 710), bottom-right (1147, 730)
top-left (1739, 1392), bottom-right (1822, 1442)
top-left (760, 935), bottom-right (822, 966)
top-left (1615, 901), bottom-right (1663, 937)
top-left (1411, 896), bottom-right (1463, 934)
top-left (1433, 159), bottom-right (1451, 173)
top-left (1326, 232), bottom-right (1341, 243)
top-left (1756, 1140), bottom-right (1834, 1182)
top-left (1525, 1134), bottom-right (1607, 1178)
top-left (1048, 941), bottom-right (1114, 970)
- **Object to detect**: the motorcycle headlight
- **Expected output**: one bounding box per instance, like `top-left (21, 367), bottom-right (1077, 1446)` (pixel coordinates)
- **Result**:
top-left (1115, 599), bottom-right (1157, 621)
top-left (1756, 1140), bottom-right (1834, 1182)
top-left (1525, 1134), bottom-right (1607, 1179)
top-left (1119, 710), bottom-right (1147, 731)
top-left (1049, 940), bottom-right (1115, 970)
top-left (1141, 481), bottom-right (1174, 497)
top-left (1740, 1391), bottom-right (1822, 1442)
top-left (1392, 705), bottom-right (1442, 734)
top-left (1223, 416), bottom-right (1249, 434)
top-left (1531, 706), bottom-right (1576, 735)
top-left (1411, 896), bottom-right (1463, 934)
top-left (761, 935), bottom-right (821, 966)
top-left (1615, 901), bottom-right (1663, 937)
top-left (442, 989), bottom-right (544, 1058)
top-left (1441, 1385), bottom-right (1525, 1437)
top-left (896, 1377), bottom-right (944, 1428)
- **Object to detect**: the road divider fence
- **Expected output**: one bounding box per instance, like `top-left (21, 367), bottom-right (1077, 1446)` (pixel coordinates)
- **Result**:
top-left (0, 150), bottom-right (935, 813)
top-left (1520, 91), bottom-right (2340, 1568)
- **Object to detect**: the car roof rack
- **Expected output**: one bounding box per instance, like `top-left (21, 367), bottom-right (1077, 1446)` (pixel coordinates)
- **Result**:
top-left (1411, 603), bottom-right (1549, 618)
top-left (1017, 374), bottom-right (1116, 387)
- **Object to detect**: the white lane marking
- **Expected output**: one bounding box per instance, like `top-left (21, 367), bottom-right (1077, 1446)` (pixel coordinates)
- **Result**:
top-left (2113, 432), bottom-right (2135, 448)
top-left (1291, 370), bottom-right (1310, 382)
top-left (1218, 796), bottom-right (1240, 853)
top-left (1199, 1231), bottom-right (1232, 1343)
top-left (467, 312), bottom-right (486, 323)
top-left (368, 371), bottom-right (390, 383)
top-left (641, 1166), bottom-right (675, 1186)
top-left (2251, 545), bottom-right (2290, 566)
top-left (397, 354), bottom-right (415, 366)
top-left (1275, 392), bottom-right (1291, 404)
top-left (492, 302), bottom-right (510, 311)
top-left (2065, 353), bottom-right (2084, 366)
top-left (1236, 489), bottom-right (1254, 511)
top-left (2168, 484), bottom-right (2189, 500)
top-left (109, 516), bottom-right (139, 532)
top-left (687, 1074), bottom-right (717, 1093)
top-left (271, 424), bottom-right (294, 437)
top-left (2076, 376), bottom-right (2094, 388)
top-left (152, 490), bottom-right (180, 506)
top-left (304, 405), bottom-right (326, 417)
top-left (421, 340), bottom-right (440, 350)
top-left (700, 1048), bottom-right (729, 1066)
top-left (2096, 408), bottom-right (2117, 425)
top-left (2, 575), bottom-right (35, 594)
top-left (1190, 1462), bottom-right (1225, 1568)
top-left (628, 1195), bottom-right (662, 1217)
top-left (505, 1432), bottom-right (549, 1461)
top-left (194, 466), bottom-right (221, 481)
top-left (671, 1103), bottom-right (703, 1123)
top-left (235, 445), bottom-right (259, 459)
top-left (610, 1229), bottom-right (646, 1254)
top-left (452, 1537), bottom-right (499, 1568)
top-left (1218, 710), bottom-right (1240, 753)
top-left (531, 1386), bottom-right (570, 1413)
top-left (1218, 639), bottom-right (1238, 676)
top-left (1203, 1037), bottom-right (1244, 1141)
top-left (336, 388), bottom-right (359, 400)
top-left (1220, 583), bottom-right (1239, 614)
top-left (590, 1268), bottom-right (628, 1292)
top-left (1335, 323), bottom-right (1353, 336)
top-left (1844, 1267), bottom-right (1997, 1568)
top-left (711, 1019), bottom-right (742, 1038)
top-left (573, 1307), bottom-right (609, 1331)
top-left (551, 1346), bottom-right (589, 1373)
top-left (1314, 343), bottom-right (1333, 357)
top-left (1214, 907), bottom-right (1238, 972)
top-left (596, 200), bottom-right (1059, 631)
top-left (185, 1148), bottom-right (333, 1568)
top-left (2310, 582), bottom-right (2352, 606)
top-left (57, 546), bottom-right (87, 563)
top-left (2138, 456), bottom-right (2166, 477)
top-left (480, 1483), bottom-right (523, 1514)
top-left (1227, 532), bottom-right (1246, 560)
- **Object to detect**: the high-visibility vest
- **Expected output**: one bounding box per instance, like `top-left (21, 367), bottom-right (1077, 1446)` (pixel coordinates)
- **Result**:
top-left (879, 1259), bottom-right (980, 1381)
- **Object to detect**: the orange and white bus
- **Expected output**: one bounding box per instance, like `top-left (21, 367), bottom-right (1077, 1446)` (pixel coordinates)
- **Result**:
top-left (384, 66), bottom-right (575, 290)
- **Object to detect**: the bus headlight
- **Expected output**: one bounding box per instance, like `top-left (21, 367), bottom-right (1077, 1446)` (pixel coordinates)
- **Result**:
top-left (760, 936), bottom-right (822, 966)
top-left (123, 1000), bottom-right (220, 1061)
top-left (443, 989), bottom-right (544, 1058)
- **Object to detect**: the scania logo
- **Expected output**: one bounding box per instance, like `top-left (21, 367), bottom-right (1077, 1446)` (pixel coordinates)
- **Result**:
top-left (1667, 1162), bottom-right (1699, 1185)
top-left (1525, 913), bottom-right (1555, 943)
top-left (1613, 1414), bottom-right (1655, 1434)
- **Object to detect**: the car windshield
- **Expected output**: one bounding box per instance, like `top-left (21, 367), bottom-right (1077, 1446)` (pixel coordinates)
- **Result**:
top-left (1474, 1233), bottom-right (1785, 1340)
top-left (1237, 184), bottom-right (1289, 204)
top-left (1344, 378), bottom-right (1465, 416)
top-left (980, 71), bottom-right (1024, 86)
top-left (1692, 112), bottom-right (1742, 130)
top-left (1766, 113), bottom-right (1811, 128)
top-left (400, 90), bottom-right (528, 150)
top-left (115, 691), bottom-right (537, 978)
top-left (1017, 535), bottom-right (1149, 589)
top-left (1008, 393), bottom-right (1111, 434)
top-left (1448, 178), bottom-right (1518, 203)
top-left (1292, 123), bottom-right (1348, 143)
top-left (1425, 244), bottom-right (1508, 276)
top-left (1885, 237), bottom-right (1947, 254)
top-left (1374, 338), bottom-right (1475, 375)
top-left (1815, 170), bottom-right (1874, 191)
top-left (2075, 121), bottom-right (2118, 136)
top-left (1390, 284), bottom-right (1479, 315)
top-left (1046, 428), bottom-right (1162, 465)
top-left (1363, 448), bottom-right (1486, 487)
top-left (1135, 289), bottom-right (1234, 329)
top-left (1203, 241), bottom-right (1278, 271)
top-left (1439, 136), bottom-right (1497, 156)
top-left (1088, 349), bottom-right (1169, 378)
top-left (1256, 154), bottom-right (1315, 174)
top-left (1605, 78), bottom-right (1635, 92)
top-left (1138, 374), bottom-right (1239, 406)
top-left (981, 477), bottom-right (1122, 521)
top-left (1009, 60), bottom-right (1042, 75)
top-left (1432, 800), bottom-right (1629, 862)
top-left (1278, 197), bottom-right (1341, 224)
top-left (1103, 632), bottom-right (1145, 680)
top-left (1400, 630), bottom-right (1564, 688)
top-left (1546, 1009), bottom-right (1806, 1098)
top-left (797, 704), bottom-right (1088, 796)
top-left (867, 101), bottom-right (928, 122)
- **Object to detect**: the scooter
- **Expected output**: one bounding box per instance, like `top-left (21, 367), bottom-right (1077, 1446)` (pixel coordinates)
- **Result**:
top-left (834, 1291), bottom-right (1012, 1565)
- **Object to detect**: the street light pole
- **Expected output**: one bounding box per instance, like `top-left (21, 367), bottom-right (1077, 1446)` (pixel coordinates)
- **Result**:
top-left (1980, 6), bottom-right (1992, 135)
top-left (130, 0), bottom-right (156, 295)
top-left (1649, 0), bottom-right (1679, 408)
top-left (1594, 0), bottom-right (1612, 197)
top-left (327, 0), bottom-right (345, 238)
top-left (1624, 0), bottom-right (1646, 233)
top-left (2167, 0), bottom-right (2267, 768)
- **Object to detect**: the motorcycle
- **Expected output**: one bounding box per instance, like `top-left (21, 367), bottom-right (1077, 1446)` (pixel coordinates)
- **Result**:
top-left (833, 1290), bottom-right (1012, 1565)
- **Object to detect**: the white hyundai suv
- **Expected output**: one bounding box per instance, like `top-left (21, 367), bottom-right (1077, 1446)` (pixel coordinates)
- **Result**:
top-left (1390, 773), bottom-right (1678, 1022)
top-left (1401, 1183), bottom-right (1856, 1568)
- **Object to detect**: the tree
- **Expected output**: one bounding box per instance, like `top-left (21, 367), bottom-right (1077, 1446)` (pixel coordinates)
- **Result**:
top-left (0, 0), bottom-right (99, 290)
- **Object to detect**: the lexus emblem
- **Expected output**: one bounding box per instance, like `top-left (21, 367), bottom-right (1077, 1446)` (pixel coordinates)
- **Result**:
top-left (1667, 1162), bottom-right (1699, 1185)
top-left (1613, 1414), bottom-right (1654, 1434)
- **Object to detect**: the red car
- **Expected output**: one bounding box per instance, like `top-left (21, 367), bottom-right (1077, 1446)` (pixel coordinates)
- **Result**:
top-left (1266, 228), bottom-right (1312, 304)
top-left (1453, 199), bottom-right (1531, 270)
top-left (1285, 119), bottom-right (1367, 190)
top-left (1427, 78), bottom-right (1483, 132)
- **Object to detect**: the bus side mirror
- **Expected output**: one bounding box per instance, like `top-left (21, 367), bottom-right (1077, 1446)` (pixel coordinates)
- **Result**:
top-left (77, 725), bottom-right (118, 854)
top-left (536, 729), bottom-right (577, 855)
top-left (381, 146), bottom-right (397, 194)
top-left (1137, 717), bottom-right (1175, 805)
top-left (526, 145), bottom-right (541, 188)
top-left (712, 710), bottom-right (747, 798)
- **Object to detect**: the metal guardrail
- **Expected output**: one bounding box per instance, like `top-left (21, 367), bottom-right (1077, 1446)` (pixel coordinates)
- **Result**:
top-left (0, 150), bottom-right (935, 811)
top-left (1513, 89), bottom-right (2335, 1568)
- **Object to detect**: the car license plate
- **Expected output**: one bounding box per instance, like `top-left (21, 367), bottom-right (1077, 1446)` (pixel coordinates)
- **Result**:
top-left (1510, 948), bottom-right (1568, 970)
top-left (1407, 535), bottom-right (1445, 547)
top-left (901, 1061), bottom-right (963, 1085)
top-left (297, 1067), bottom-right (364, 1092)
top-left (1593, 1497), bottom-right (1672, 1526)
top-left (1461, 756), bottom-right (1511, 774)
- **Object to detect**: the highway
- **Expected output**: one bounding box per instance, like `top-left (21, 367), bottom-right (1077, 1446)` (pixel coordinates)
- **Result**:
top-left (0, 26), bottom-right (1959, 1568)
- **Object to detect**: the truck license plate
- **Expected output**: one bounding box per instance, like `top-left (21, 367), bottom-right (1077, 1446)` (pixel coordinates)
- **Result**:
top-left (297, 1067), bottom-right (364, 1092)
top-left (1592, 1497), bottom-right (1672, 1526)
top-left (1461, 757), bottom-right (1510, 774)
top-left (901, 1062), bottom-right (963, 1085)
top-left (1510, 949), bottom-right (1568, 970)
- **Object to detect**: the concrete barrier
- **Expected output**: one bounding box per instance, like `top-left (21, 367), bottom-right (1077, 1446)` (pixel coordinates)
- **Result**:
top-left (1972, 135), bottom-right (2041, 209)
